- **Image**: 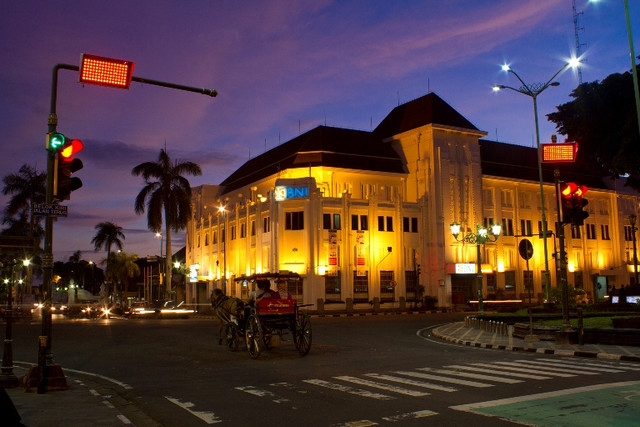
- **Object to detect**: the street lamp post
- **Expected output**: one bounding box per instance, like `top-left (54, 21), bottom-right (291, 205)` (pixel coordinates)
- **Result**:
top-left (450, 222), bottom-right (501, 316)
top-left (630, 214), bottom-right (639, 286)
top-left (1, 259), bottom-right (29, 387)
top-left (218, 205), bottom-right (227, 294)
top-left (493, 58), bottom-right (580, 302)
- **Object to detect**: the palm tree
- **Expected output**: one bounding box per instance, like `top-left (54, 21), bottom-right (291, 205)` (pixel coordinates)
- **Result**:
top-left (91, 222), bottom-right (125, 299)
top-left (106, 251), bottom-right (140, 300)
top-left (132, 149), bottom-right (201, 298)
top-left (2, 163), bottom-right (46, 241)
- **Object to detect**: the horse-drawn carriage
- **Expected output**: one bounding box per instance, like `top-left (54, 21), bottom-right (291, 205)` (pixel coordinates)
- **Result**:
top-left (218, 272), bottom-right (312, 358)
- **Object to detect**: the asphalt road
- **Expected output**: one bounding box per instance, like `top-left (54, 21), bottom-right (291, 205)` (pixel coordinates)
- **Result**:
top-left (8, 312), bottom-right (640, 426)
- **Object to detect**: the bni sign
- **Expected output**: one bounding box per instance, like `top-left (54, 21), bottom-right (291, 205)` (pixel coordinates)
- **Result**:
top-left (274, 185), bottom-right (309, 201)
top-left (455, 263), bottom-right (476, 274)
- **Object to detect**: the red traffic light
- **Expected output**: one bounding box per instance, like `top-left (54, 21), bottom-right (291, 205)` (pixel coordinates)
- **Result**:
top-left (559, 182), bottom-right (589, 226)
top-left (79, 53), bottom-right (134, 89)
top-left (60, 139), bottom-right (84, 161)
top-left (561, 182), bottom-right (577, 198)
top-left (574, 185), bottom-right (588, 198)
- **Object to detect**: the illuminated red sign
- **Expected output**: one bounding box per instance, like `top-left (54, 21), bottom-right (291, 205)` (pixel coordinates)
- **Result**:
top-left (542, 142), bottom-right (578, 163)
top-left (79, 53), bottom-right (134, 89)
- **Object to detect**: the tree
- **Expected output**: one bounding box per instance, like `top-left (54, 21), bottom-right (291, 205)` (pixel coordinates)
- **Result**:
top-left (91, 222), bottom-right (125, 298)
top-left (132, 149), bottom-right (201, 298)
top-left (106, 251), bottom-right (140, 299)
top-left (547, 67), bottom-right (640, 190)
top-left (2, 164), bottom-right (46, 242)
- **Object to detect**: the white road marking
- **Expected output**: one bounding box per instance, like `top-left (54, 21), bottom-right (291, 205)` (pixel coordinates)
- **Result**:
top-left (116, 414), bottom-right (133, 424)
top-left (235, 385), bottom-right (290, 403)
top-left (402, 369), bottom-right (493, 388)
top-left (472, 362), bottom-right (575, 377)
top-left (417, 367), bottom-right (522, 384)
top-left (517, 359), bottom-right (621, 374)
top-left (445, 364), bottom-right (552, 380)
top-left (335, 375), bottom-right (430, 397)
top-left (364, 373), bottom-right (455, 392)
top-left (164, 395), bottom-right (221, 424)
top-left (451, 380), bottom-right (640, 413)
top-left (303, 379), bottom-right (395, 400)
top-left (382, 409), bottom-right (438, 422)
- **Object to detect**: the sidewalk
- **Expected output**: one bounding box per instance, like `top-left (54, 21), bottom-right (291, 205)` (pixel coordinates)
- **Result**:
top-left (3, 365), bottom-right (160, 427)
top-left (432, 322), bottom-right (640, 362)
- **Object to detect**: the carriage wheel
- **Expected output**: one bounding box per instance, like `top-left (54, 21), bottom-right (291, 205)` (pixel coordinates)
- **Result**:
top-left (226, 323), bottom-right (239, 352)
top-left (245, 314), bottom-right (263, 359)
top-left (293, 311), bottom-right (312, 356)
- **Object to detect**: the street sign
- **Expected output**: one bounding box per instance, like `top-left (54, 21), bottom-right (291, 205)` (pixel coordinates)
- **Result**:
top-left (518, 239), bottom-right (534, 260)
top-left (32, 203), bottom-right (68, 217)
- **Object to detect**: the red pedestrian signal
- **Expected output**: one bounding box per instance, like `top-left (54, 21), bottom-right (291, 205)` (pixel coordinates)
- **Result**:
top-left (79, 53), bottom-right (134, 89)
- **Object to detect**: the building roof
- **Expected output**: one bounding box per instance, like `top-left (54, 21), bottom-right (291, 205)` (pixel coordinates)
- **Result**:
top-left (479, 139), bottom-right (610, 189)
top-left (374, 93), bottom-right (480, 139)
top-left (220, 125), bottom-right (405, 194)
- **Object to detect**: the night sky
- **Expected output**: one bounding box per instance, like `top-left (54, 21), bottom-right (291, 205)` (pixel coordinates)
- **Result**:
top-left (0, 0), bottom-right (637, 265)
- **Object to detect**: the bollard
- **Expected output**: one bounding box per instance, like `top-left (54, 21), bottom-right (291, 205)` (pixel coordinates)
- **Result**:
top-left (37, 336), bottom-right (47, 394)
top-left (578, 307), bottom-right (584, 345)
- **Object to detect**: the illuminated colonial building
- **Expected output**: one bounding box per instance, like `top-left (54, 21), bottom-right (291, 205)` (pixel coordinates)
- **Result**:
top-left (185, 93), bottom-right (639, 311)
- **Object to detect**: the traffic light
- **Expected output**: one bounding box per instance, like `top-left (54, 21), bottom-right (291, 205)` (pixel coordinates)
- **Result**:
top-left (560, 182), bottom-right (589, 226)
top-left (54, 135), bottom-right (84, 200)
top-left (47, 132), bottom-right (66, 152)
top-left (560, 182), bottom-right (576, 225)
top-left (571, 185), bottom-right (589, 226)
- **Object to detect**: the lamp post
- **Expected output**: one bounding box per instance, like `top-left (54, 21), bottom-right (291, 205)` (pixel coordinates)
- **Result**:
top-left (493, 58), bottom-right (580, 301)
top-left (630, 214), bottom-right (639, 286)
top-left (1, 258), bottom-right (29, 387)
top-left (450, 222), bottom-right (501, 316)
top-left (218, 205), bottom-right (227, 294)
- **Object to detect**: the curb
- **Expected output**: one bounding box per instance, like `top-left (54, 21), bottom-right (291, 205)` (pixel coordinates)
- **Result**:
top-left (431, 330), bottom-right (640, 363)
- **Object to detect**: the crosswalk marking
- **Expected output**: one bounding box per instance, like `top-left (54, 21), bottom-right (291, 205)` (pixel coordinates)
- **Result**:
top-left (381, 409), bottom-right (438, 421)
top-left (364, 373), bottom-right (455, 392)
top-left (335, 376), bottom-right (430, 397)
top-left (490, 361), bottom-right (588, 376)
top-left (472, 362), bottom-right (575, 378)
top-left (538, 358), bottom-right (635, 372)
top-left (303, 379), bottom-right (395, 400)
top-left (417, 367), bottom-right (523, 384)
top-left (234, 386), bottom-right (290, 403)
top-left (238, 359), bottom-right (638, 405)
top-left (517, 359), bottom-right (623, 374)
top-left (445, 364), bottom-right (553, 380)
top-left (403, 369), bottom-right (494, 388)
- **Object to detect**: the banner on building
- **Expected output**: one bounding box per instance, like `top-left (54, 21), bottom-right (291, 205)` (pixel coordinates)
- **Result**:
top-left (328, 230), bottom-right (337, 266)
top-left (356, 231), bottom-right (366, 276)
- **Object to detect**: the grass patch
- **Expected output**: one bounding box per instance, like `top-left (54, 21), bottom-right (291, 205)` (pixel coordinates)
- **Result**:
top-left (535, 317), bottom-right (613, 328)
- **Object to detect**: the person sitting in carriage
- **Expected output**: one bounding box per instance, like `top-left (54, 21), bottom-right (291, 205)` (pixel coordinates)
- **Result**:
top-left (275, 278), bottom-right (291, 299)
top-left (248, 279), bottom-right (277, 305)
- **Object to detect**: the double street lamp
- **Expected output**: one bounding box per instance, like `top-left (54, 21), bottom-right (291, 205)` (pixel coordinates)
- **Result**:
top-left (493, 58), bottom-right (581, 301)
top-left (630, 214), bottom-right (639, 286)
top-left (218, 205), bottom-right (227, 294)
top-left (450, 222), bottom-right (501, 316)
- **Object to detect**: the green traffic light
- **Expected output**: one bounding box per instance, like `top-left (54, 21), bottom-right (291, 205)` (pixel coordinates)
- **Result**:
top-left (49, 133), bottom-right (66, 151)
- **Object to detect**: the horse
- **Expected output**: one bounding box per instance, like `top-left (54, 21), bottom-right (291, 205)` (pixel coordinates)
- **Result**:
top-left (210, 289), bottom-right (244, 345)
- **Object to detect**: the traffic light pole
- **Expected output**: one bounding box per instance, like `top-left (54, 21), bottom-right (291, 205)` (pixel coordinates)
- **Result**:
top-left (32, 61), bottom-right (217, 393)
top-left (554, 170), bottom-right (571, 332)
